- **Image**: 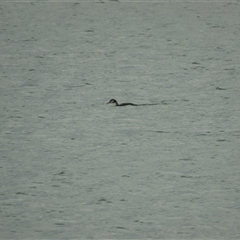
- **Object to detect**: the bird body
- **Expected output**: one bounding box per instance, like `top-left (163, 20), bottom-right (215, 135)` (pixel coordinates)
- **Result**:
top-left (107, 99), bottom-right (138, 106)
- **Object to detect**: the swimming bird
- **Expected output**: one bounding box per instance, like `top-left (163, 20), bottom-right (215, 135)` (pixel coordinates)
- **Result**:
top-left (107, 99), bottom-right (138, 106)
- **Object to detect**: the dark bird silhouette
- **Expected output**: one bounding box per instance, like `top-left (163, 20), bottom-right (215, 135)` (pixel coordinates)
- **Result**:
top-left (107, 99), bottom-right (138, 106)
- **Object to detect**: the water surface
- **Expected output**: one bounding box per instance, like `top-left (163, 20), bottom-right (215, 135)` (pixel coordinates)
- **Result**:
top-left (0, 2), bottom-right (240, 239)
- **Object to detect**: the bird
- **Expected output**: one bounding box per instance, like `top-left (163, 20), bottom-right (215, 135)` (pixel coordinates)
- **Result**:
top-left (107, 99), bottom-right (138, 106)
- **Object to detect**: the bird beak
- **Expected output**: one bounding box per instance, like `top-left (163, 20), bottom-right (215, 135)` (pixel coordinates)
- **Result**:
top-left (106, 100), bottom-right (111, 104)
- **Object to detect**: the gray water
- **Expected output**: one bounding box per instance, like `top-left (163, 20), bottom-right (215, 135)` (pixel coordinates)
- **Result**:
top-left (0, 2), bottom-right (240, 239)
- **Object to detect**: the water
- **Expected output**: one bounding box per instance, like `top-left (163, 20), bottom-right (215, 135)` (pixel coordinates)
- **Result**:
top-left (0, 2), bottom-right (240, 239)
